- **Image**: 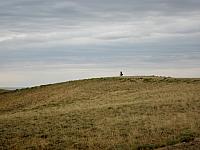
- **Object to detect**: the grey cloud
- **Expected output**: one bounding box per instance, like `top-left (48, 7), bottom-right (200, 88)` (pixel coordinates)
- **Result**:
top-left (0, 0), bottom-right (200, 86)
top-left (1, 0), bottom-right (200, 24)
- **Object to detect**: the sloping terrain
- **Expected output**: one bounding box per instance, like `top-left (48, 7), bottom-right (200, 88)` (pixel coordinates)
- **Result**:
top-left (0, 89), bottom-right (9, 94)
top-left (0, 77), bottom-right (200, 149)
top-left (156, 138), bottom-right (200, 150)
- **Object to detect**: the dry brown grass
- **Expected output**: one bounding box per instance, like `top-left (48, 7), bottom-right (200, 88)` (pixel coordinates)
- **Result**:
top-left (0, 76), bottom-right (200, 149)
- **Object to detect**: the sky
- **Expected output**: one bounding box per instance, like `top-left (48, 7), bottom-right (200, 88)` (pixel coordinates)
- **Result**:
top-left (0, 0), bottom-right (200, 87)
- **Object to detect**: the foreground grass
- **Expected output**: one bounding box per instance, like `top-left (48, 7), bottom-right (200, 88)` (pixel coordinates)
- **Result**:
top-left (0, 76), bottom-right (200, 149)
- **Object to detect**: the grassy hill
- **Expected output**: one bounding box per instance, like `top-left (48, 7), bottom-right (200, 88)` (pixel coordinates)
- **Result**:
top-left (0, 76), bottom-right (200, 149)
top-left (0, 89), bottom-right (9, 94)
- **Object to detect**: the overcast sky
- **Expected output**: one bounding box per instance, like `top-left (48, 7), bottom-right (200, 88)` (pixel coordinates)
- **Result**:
top-left (0, 0), bottom-right (200, 87)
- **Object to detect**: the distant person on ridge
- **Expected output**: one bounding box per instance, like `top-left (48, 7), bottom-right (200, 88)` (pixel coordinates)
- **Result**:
top-left (120, 71), bottom-right (123, 77)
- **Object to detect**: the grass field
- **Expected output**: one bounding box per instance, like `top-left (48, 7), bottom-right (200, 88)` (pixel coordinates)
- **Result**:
top-left (0, 76), bottom-right (200, 149)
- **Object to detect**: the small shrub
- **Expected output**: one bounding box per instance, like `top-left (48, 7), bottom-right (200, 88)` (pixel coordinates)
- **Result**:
top-left (179, 131), bottom-right (195, 142)
top-left (143, 78), bottom-right (152, 82)
top-left (166, 138), bottom-right (178, 146)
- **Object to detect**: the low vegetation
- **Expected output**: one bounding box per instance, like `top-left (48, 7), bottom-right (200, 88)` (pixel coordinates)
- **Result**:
top-left (0, 89), bottom-right (9, 94)
top-left (0, 76), bottom-right (200, 149)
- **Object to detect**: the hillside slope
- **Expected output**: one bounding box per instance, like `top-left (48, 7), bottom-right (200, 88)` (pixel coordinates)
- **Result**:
top-left (0, 89), bottom-right (9, 94)
top-left (0, 77), bottom-right (200, 149)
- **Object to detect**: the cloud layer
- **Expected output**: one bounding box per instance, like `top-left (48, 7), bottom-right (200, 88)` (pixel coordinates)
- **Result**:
top-left (0, 0), bottom-right (200, 87)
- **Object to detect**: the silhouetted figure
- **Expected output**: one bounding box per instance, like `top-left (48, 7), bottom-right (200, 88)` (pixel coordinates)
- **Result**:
top-left (120, 71), bottom-right (123, 77)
